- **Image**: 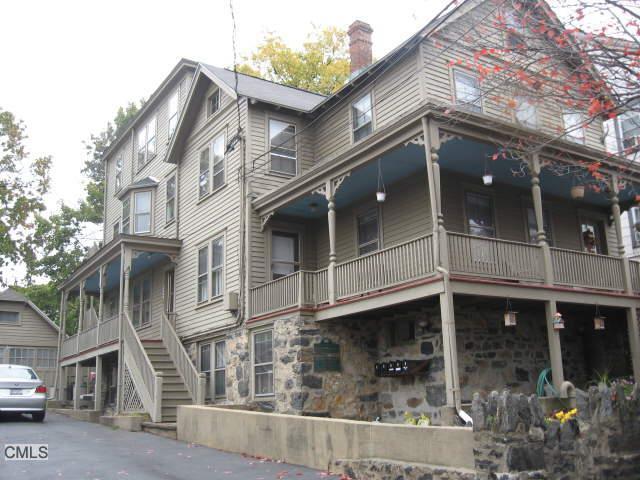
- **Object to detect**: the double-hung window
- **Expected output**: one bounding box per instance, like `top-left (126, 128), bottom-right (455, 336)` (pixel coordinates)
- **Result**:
top-left (213, 340), bottom-right (226, 398)
top-left (0, 311), bottom-right (19, 323)
top-left (10, 347), bottom-right (34, 367)
top-left (620, 111), bottom-right (640, 151)
top-left (133, 191), bottom-right (152, 234)
top-left (269, 119), bottom-right (297, 175)
top-left (357, 209), bottom-right (380, 255)
top-left (515, 96), bottom-right (538, 128)
top-left (166, 175), bottom-right (176, 224)
top-left (131, 274), bottom-right (151, 327)
top-left (137, 117), bottom-right (157, 170)
top-left (253, 330), bottom-right (273, 397)
top-left (526, 206), bottom-right (553, 245)
top-left (454, 70), bottom-right (482, 112)
top-left (352, 93), bottom-right (373, 142)
top-left (121, 198), bottom-right (131, 234)
top-left (562, 110), bottom-right (585, 144)
top-left (113, 221), bottom-right (120, 239)
top-left (199, 343), bottom-right (211, 399)
top-left (196, 235), bottom-right (225, 303)
top-left (465, 192), bottom-right (495, 238)
top-left (271, 232), bottom-right (299, 279)
top-left (115, 155), bottom-right (123, 192)
top-left (168, 89), bottom-right (180, 138)
top-left (198, 133), bottom-right (226, 199)
top-left (207, 89), bottom-right (220, 117)
top-left (36, 348), bottom-right (57, 368)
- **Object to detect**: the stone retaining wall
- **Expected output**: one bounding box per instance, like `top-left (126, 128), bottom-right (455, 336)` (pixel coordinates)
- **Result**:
top-left (471, 386), bottom-right (640, 479)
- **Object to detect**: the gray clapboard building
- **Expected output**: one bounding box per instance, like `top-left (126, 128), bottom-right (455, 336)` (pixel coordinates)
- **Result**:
top-left (0, 288), bottom-right (59, 393)
top-left (57, 0), bottom-right (640, 424)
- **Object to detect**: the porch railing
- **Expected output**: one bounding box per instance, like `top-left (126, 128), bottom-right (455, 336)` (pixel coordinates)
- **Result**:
top-left (160, 311), bottom-right (206, 405)
top-left (631, 260), bottom-right (640, 292)
top-left (250, 271), bottom-right (302, 317)
top-left (98, 315), bottom-right (118, 345)
top-left (448, 232), bottom-right (545, 282)
top-left (61, 335), bottom-right (78, 358)
top-left (78, 326), bottom-right (98, 352)
top-left (335, 234), bottom-right (435, 299)
top-left (122, 311), bottom-right (162, 422)
top-left (550, 247), bottom-right (625, 291)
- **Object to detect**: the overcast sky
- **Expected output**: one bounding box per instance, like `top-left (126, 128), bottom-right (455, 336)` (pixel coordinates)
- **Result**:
top-left (1, 0), bottom-right (449, 283)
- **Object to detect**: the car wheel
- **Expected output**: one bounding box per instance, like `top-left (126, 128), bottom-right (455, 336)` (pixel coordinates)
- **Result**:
top-left (32, 411), bottom-right (45, 422)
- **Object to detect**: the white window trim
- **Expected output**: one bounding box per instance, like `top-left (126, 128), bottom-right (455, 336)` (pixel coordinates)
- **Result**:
top-left (198, 131), bottom-right (227, 201)
top-left (562, 109), bottom-right (586, 144)
top-left (268, 228), bottom-right (302, 280)
top-left (213, 339), bottom-right (226, 399)
top-left (268, 117), bottom-right (298, 176)
top-left (114, 154), bottom-right (123, 193)
top-left (350, 91), bottom-right (375, 144)
top-left (195, 230), bottom-right (226, 305)
top-left (132, 190), bottom-right (153, 235)
top-left (207, 88), bottom-right (221, 118)
top-left (514, 95), bottom-right (539, 129)
top-left (130, 273), bottom-right (152, 329)
top-left (168, 87), bottom-right (180, 139)
top-left (165, 175), bottom-right (177, 225)
top-left (452, 68), bottom-right (483, 113)
top-left (121, 197), bottom-right (131, 234)
top-left (137, 116), bottom-right (158, 171)
top-left (113, 219), bottom-right (120, 239)
top-left (0, 310), bottom-right (21, 325)
top-left (251, 327), bottom-right (274, 398)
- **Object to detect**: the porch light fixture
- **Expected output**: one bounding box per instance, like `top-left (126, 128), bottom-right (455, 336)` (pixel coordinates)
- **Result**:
top-left (570, 184), bottom-right (585, 199)
top-left (376, 158), bottom-right (386, 203)
top-left (482, 158), bottom-right (493, 186)
top-left (553, 312), bottom-right (565, 330)
top-left (594, 305), bottom-right (605, 330)
top-left (504, 299), bottom-right (517, 326)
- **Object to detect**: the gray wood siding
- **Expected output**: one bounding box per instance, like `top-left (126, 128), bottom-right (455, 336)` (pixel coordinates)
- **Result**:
top-left (0, 301), bottom-right (58, 348)
top-left (172, 84), bottom-right (247, 339)
top-left (420, 1), bottom-right (605, 151)
top-left (103, 71), bottom-right (193, 243)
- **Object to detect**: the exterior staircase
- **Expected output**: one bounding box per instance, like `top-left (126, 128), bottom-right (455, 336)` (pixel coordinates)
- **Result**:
top-left (141, 340), bottom-right (192, 422)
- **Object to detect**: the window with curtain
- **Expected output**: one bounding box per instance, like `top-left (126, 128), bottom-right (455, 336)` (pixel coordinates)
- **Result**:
top-left (465, 192), bottom-right (495, 237)
top-left (253, 330), bottom-right (273, 396)
top-left (271, 232), bottom-right (299, 279)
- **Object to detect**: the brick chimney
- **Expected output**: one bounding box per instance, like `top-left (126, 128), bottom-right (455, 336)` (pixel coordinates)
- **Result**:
top-left (348, 20), bottom-right (373, 75)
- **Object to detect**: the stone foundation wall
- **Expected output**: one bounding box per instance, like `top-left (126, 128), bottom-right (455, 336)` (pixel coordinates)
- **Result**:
top-left (471, 386), bottom-right (640, 479)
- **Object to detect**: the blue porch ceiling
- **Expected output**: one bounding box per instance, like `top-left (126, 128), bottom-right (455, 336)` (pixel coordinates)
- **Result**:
top-left (83, 252), bottom-right (169, 294)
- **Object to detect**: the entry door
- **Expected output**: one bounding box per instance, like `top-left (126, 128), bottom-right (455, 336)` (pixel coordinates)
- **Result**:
top-left (580, 217), bottom-right (607, 255)
top-left (164, 269), bottom-right (175, 314)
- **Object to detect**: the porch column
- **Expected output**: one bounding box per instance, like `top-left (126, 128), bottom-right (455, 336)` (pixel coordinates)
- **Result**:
top-left (529, 153), bottom-right (554, 285)
top-left (328, 190), bottom-right (337, 304)
top-left (625, 307), bottom-right (640, 383)
top-left (95, 354), bottom-right (103, 411)
top-left (54, 291), bottom-right (67, 401)
top-left (610, 174), bottom-right (633, 293)
top-left (116, 246), bottom-right (132, 414)
top-left (421, 117), bottom-right (460, 411)
top-left (544, 300), bottom-right (565, 393)
top-left (97, 264), bottom-right (106, 344)
top-left (73, 362), bottom-right (81, 410)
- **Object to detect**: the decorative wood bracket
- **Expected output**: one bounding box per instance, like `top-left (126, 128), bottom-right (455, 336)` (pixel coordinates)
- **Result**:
top-left (439, 132), bottom-right (461, 146)
top-left (404, 134), bottom-right (424, 147)
top-left (260, 212), bottom-right (275, 232)
top-left (312, 172), bottom-right (351, 201)
top-left (332, 172), bottom-right (350, 195)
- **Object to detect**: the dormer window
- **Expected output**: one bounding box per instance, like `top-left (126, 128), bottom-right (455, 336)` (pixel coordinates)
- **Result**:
top-left (352, 93), bottom-right (373, 142)
top-left (133, 191), bottom-right (152, 234)
top-left (515, 95), bottom-right (538, 128)
top-left (115, 155), bottom-right (123, 192)
top-left (168, 89), bottom-right (180, 138)
top-left (137, 117), bottom-right (157, 171)
top-left (207, 89), bottom-right (220, 117)
top-left (454, 70), bottom-right (482, 112)
top-left (562, 110), bottom-right (585, 144)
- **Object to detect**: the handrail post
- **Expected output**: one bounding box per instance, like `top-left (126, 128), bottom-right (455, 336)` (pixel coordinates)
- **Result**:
top-left (153, 372), bottom-right (163, 422)
top-left (298, 271), bottom-right (304, 308)
top-left (197, 373), bottom-right (207, 405)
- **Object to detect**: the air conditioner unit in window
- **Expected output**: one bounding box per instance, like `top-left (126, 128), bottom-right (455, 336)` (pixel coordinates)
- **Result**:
top-left (224, 291), bottom-right (239, 311)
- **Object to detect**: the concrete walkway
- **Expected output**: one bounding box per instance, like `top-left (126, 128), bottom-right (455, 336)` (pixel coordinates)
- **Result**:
top-left (0, 412), bottom-right (340, 480)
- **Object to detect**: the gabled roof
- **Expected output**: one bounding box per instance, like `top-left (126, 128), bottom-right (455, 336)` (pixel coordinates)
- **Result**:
top-left (201, 63), bottom-right (326, 112)
top-left (0, 288), bottom-right (59, 333)
top-left (116, 176), bottom-right (159, 200)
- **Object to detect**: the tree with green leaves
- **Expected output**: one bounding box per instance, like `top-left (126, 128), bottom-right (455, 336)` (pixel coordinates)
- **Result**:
top-left (0, 108), bottom-right (51, 285)
top-left (238, 26), bottom-right (350, 95)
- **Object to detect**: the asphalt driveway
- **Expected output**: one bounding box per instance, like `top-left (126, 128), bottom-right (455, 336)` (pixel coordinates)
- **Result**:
top-left (0, 412), bottom-right (340, 480)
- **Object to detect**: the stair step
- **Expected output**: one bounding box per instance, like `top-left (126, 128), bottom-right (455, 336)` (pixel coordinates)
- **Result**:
top-left (162, 382), bottom-right (189, 391)
top-left (162, 391), bottom-right (192, 400)
top-left (162, 398), bottom-right (193, 407)
top-left (149, 361), bottom-right (176, 370)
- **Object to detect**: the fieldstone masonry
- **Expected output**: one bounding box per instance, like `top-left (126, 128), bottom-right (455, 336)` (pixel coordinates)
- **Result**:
top-left (471, 386), bottom-right (640, 479)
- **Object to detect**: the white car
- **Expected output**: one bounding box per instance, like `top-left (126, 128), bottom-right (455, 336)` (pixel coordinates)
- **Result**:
top-left (0, 364), bottom-right (47, 421)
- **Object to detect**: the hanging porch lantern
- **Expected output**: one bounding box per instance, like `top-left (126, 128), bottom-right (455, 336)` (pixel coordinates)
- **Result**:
top-left (553, 312), bottom-right (565, 330)
top-left (376, 158), bottom-right (387, 203)
top-left (594, 305), bottom-right (605, 330)
top-left (570, 185), bottom-right (585, 199)
top-left (482, 158), bottom-right (493, 186)
top-left (504, 299), bottom-right (517, 326)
